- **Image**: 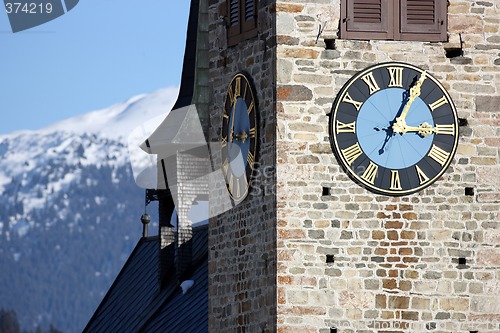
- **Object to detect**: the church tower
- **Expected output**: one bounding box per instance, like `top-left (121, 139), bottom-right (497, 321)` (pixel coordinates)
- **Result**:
top-left (207, 1), bottom-right (500, 332)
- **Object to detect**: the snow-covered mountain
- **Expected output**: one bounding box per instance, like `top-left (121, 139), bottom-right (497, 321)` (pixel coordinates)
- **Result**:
top-left (0, 87), bottom-right (178, 332)
top-left (43, 87), bottom-right (178, 139)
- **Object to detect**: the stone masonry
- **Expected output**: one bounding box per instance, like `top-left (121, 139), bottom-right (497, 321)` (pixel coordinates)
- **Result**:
top-left (208, 0), bottom-right (278, 332)
top-left (208, 0), bottom-right (500, 332)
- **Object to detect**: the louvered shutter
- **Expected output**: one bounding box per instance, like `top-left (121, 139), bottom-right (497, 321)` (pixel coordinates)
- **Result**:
top-left (227, 0), bottom-right (258, 46)
top-left (242, 0), bottom-right (257, 33)
top-left (227, 0), bottom-right (241, 41)
top-left (399, 0), bottom-right (447, 41)
top-left (341, 0), bottom-right (394, 40)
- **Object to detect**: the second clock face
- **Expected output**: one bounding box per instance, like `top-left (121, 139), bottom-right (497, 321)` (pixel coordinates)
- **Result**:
top-left (221, 72), bottom-right (258, 203)
top-left (330, 62), bottom-right (459, 196)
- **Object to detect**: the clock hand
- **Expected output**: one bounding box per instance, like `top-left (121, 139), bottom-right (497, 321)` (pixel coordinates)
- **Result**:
top-left (235, 131), bottom-right (248, 143)
top-left (374, 125), bottom-right (394, 155)
top-left (229, 103), bottom-right (236, 143)
top-left (393, 71), bottom-right (427, 134)
top-left (400, 71), bottom-right (427, 121)
top-left (402, 122), bottom-right (435, 137)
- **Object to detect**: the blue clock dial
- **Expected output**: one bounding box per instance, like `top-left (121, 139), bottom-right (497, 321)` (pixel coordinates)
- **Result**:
top-left (227, 97), bottom-right (251, 177)
top-left (357, 88), bottom-right (434, 169)
top-left (330, 62), bottom-right (459, 196)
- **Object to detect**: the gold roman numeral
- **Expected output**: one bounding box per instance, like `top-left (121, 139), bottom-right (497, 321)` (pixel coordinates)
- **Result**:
top-left (434, 124), bottom-right (455, 135)
top-left (228, 173), bottom-right (234, 191)
top-left (342, 92), bottom-right (363, 111)
top-left (243, 81), bottom-right (248, 99)
top-left (221, 135), bottom-right (228, 148)
top-left (336, 120), bottom-right (356, 134)
top-left (247, 101), bottom-right (254, 115)
top-left (247, 151), bottom-right (255, 166)
top-left (249, 127), bottom-right (256, 138)
top-left (236, 177), bottom-right (241, 197)
top-left (361, 72), bottom-right (381, 95)
top-left (227, 85), bottom-right (234, 103)
top-left (415, 165), bottom-right (429, 184)
top-left (390, 170), bottom-right (402, 190)
top-left (341, 143), bottom-right (363, 165)
top-left (235, 77), bottom-right (241, 98)
top-left (362, 161), bottom-right (378, 184)
top-left (387, 67), bottom-right (403, 88)
top-left (429, 95), bottom-right (448, 111)
top-left (428, 144), bottom-right (450, 166)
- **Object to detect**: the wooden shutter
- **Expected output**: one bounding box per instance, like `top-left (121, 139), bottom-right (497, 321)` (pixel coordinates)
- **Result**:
top-left (242, 0), bottom-right (257, 33)
top-left (227, 0), bottom-right (241, 41)
top-left (399, 0), bottom-right (447, 41)
top-left (227, 0), bottom-right (258, 46)
top-left (341, 0), bottom-right (394, 40)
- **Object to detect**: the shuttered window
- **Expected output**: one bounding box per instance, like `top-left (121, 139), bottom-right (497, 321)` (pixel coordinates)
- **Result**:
top-left (227, 0), bottom-right (258, 46)
top-left (341, 0), bottom-right (447, 41)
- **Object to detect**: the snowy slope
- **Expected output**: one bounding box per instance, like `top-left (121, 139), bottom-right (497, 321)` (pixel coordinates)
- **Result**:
top-left (0, 86), bottom-right (178, 332)
top-left (0, 87), bottom-right (178, 211)
top-left (42, 86), bottom-right (178, 139)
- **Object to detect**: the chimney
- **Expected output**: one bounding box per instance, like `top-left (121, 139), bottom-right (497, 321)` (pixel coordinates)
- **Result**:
top-left (158, 188), bottom-right (175, 288)
top-left (147, 0), bottom-right (209, 285)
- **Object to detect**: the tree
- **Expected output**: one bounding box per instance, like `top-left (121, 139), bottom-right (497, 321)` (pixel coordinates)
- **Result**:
top-left (0, 309), bottom-right (20, 333)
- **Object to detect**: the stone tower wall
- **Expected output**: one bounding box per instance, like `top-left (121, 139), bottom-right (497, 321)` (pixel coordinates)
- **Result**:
top-left (207, 0), bottom-right (278, 332)
top-left (275, 1), bottom-right (500, 332)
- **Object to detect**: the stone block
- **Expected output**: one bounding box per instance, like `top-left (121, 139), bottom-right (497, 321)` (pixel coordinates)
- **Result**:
top-left (469, 282), bottom-right (484, 294)
top-left (477, 193), bottom-right (500, 203)
top-left (435, 312), bottom-right (450, 319)
top-left (476, 96), bottom-right (500, 112)
top-left (440, 298), bottom-right (469, 311)
top-left (388, 295), bottom-right (410, 309)
top-left (275, 3), bottom-right (304, 13)
top-left (296, 155), bottom-right (320, 164)
top-left (448, 2), bottom-right (470, 14)
top-left (471, 296), bottom-right (500, 313)
top-left (278, 47), bottom-right (320, 59)
top-left (277, 84), bottom-right (313, 102)
top-left (402, 311), bottom-right (419, 320)
top-left (385, 221), bottom-right (403, 229)
top-left (287, 289), bottom-right (309, 304)
top-left (339, 291), bottom-right (375, 309)
top-left (277, 58), bottom-right (294, 83)
top-left (411, 297), bottom-right (431, 310)
top-left (293, 73), bottom-right (333, 85)
top-left (364, 279), bottom-right (380, 290)
top-left (476, 248), bottom-right (500, 267)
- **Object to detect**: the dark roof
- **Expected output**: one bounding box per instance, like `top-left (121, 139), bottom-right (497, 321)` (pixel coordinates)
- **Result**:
top-left (172, 0), bottom-right (199, 111)
top-left (85, 0), bottom-right (209, 330)
top-left (83, 225), bottom-right (208, 333)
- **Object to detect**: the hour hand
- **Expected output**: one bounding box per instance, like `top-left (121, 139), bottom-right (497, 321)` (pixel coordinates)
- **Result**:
top-left (235, 131), bottom-right (248, 143)
top-left (392, 117), bottom-right (407, 134)
top-left (404, 122), bottom-right (434, 137)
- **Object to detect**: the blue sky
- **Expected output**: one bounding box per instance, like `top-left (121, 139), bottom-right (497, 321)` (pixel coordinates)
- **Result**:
top-left (0, 1), bottom-right (191, 134)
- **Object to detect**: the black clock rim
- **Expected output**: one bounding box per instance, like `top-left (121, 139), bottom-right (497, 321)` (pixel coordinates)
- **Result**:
top-left (328, 61), bottom-right (459, 196)
top-left (221, 71), bottom-right (259, 203)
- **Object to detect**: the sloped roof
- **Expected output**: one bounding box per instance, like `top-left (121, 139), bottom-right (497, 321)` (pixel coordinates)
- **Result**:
top-left (85, 0), bottom-right (210, 330)
top-left (83, 225), bottom-right (208, 333)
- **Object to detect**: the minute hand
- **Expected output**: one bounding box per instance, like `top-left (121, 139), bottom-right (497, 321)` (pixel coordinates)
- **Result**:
top-left (393, 71), bottom-right (427, 134)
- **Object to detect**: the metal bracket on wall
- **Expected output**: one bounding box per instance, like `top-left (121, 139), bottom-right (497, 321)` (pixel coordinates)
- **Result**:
top-left (145, 189), bottom-right (159, 206)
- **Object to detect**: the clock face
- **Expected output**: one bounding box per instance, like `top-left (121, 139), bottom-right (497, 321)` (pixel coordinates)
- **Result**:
top-left (330, 62), bottom-right (459, 196)
top-left (221, 72), bottom-right (258, 202)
